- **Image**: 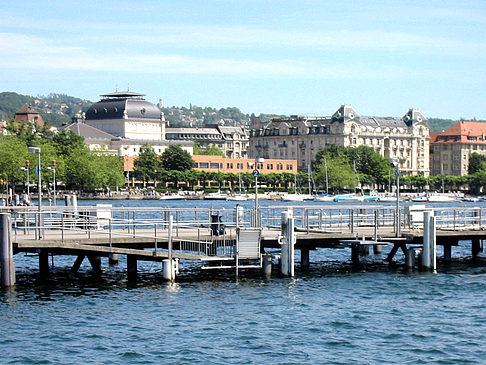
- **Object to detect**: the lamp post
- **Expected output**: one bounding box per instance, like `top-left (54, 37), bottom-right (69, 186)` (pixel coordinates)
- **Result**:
top-left (389, 158), bottom-right (400, 237)
top-left (253, 157), bottom-right (264, 226)
top-left (46, 160), bottom-right (56, 206)
top-left (28, 147), bottom-right (42, 238)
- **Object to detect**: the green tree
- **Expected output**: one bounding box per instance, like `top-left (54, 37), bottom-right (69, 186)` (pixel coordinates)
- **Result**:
top-left (52, 129), bottom-right (86, 156)
top-left (468, 153), bottom-right (486, 174)
top-left (0, 136), bottom-right (29, 190)
top-left (315, 155), bottom-right (355, 192)
top-left (133, 144), bottom-right (159, 186)
top-left (160, 145), bottom-right (194, 171)
top-left (193, 142), bottom-right (225, 157)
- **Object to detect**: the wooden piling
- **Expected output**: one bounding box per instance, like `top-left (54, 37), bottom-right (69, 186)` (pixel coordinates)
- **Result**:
top-left (262, 253), bottom-right (272, 277)
top-left (472, 238), bottom-right (482, 259)
top-left (38, 249), bottom-right (49, 277)
top-left (0, 213), bottom-right (15, 287)
top-left (127, 255), bottom-right (137, 280)
top-left (300, 248), bottom-right (310, 271)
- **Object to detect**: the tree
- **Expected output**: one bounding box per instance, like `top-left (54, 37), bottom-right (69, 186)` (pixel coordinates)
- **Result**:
top-left (468, 153), bottom-right (486, 174)
top-left (193, 142), bottom-right (226, 157)
top-left (0, 136), bottom-right (29, 190)
top-left (315, 155), bottom-right (355, 192)
top-left (52, 129), bottom-right (86, 156)
top-left (133, 144), bottom-right (159, 186)
top-left (160, 145), bottom-right (194, 171)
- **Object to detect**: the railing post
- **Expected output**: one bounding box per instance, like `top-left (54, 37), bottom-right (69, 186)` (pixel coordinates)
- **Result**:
top-left (109, 218), bottom-right (112, 248)
top-left (280, 210), bottom-right (295, 277)
top-left (154, 223), bottom-right (158, 253)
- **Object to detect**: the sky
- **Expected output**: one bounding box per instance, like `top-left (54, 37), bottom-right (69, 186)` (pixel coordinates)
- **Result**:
top-left (1, 0), bottom-right (485, 119)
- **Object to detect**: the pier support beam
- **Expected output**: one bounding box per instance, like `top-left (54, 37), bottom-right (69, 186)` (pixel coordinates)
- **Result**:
top-left (109, 253), bottom-right (119, 266)
top-left (280, 210), bottom-right (295, 277)
top-left (38, 249), bottom-right (49, 277)
top-left (71, 255), bottom-right (85, 273)
top-left (373, 245), bottom-right (383, 255)
top-left (472, 238), bottom-right (483, 259)
top-left (300, 248), bottom-right (310, 271)
top-left (443, 244), bottom-right (452, 263)
top-left (262, 253), bottom-right (272, 277)
top-left (127, 255), bottom-right (137, 280)
top-left (87, 255), bottom-right (102, 275)
top-left (405, 248), bottom-right (415, 270)
top-left (359, 245), bottom-right (370, 255)
top-left (162, 259), bottom-right (177, 281)
top-left (351, 245), bottom-right (360, 266)
top-left (0, 213), bottom-right (15, 287)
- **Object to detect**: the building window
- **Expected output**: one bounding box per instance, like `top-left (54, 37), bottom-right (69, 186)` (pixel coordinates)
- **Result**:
top-left (210, 163), bottom-right (219, 169)
top-left (200, 163), bottom-right (209, 168)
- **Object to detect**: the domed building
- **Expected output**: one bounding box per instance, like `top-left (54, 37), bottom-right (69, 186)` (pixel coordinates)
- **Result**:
top-left (84, 91), bottom-right (166, 140)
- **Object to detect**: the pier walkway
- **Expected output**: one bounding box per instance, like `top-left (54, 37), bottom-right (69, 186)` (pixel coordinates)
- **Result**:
top-left (1, 204), bottom-right (486, 284)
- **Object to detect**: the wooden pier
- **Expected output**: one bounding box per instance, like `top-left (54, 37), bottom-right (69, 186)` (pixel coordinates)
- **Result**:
top-left (1, 203), bottom-right (486, 285)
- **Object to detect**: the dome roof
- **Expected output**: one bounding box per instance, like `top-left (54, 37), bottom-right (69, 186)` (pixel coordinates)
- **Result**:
top-left (85, 92), bottom-right (163, 121)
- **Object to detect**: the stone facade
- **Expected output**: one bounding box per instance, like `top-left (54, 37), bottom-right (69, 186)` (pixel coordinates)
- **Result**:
top-left (249, 105), bottom-right (429, 176)
top-left (430, 121), bottom-right (486, 176)
top-left (166, 124), bottom-right (249, 159)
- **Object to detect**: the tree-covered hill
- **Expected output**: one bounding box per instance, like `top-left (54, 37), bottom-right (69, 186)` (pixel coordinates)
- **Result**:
top-left (427, 117), bottom-right (486, 133)
top-left (0, 92), bottom-right (92, 125)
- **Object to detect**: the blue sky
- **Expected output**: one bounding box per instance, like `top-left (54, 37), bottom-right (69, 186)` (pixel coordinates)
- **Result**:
top-left (1, 0), bottom-right (485, 119)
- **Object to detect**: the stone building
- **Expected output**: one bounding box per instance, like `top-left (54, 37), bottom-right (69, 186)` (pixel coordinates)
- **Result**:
top-left (166, 124), bottom-right (249, 158)
top-left (430, 121), bottom-right (486, 176)
top-left (84, 91), bottom-right (166, 140)
top-left (248, 105), bottom-right (429, 176)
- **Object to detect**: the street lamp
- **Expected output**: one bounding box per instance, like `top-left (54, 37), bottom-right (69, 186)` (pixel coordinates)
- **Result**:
top-left (253, 157), bottom-right (264, 226)
top-left (46, 160), bottom-right (56, 206)
top-left (28, 146), bottom-right (42, 238)
top-left (389, 158), bottom-right (400, 237)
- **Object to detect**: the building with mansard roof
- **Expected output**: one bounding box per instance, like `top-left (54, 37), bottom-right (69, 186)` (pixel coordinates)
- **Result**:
top-left (248, 105), bottom-right (429, 176)
top-left (166, 124), bottom-right (249, 158)
top-left (430, 121), bottom-right (486, 176)
top-left (84, 91), bottom-right (165, 140)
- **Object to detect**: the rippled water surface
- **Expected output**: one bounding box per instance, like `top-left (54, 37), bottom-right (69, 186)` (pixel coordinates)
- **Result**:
top-left (2, 199), bottom-right (486, 364)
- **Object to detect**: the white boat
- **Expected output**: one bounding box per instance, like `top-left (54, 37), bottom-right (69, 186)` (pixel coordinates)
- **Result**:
top-left (427, 194), bottom-right (456, 202)
top-left (227, 194), bottom-right (248, 201)
top-left (333, 194), bottom-right (363, 202)
top-left (159, 194), bottom-right (185, 200)
top-left (315, 195), bottom-right (334, 202)
top-left (204, 192), bottom-right (228, 200)
top-left (280, 193), bottom-right (307, 202)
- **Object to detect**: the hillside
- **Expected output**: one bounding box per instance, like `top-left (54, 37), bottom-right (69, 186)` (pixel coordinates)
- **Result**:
top-left (0, 92), bottom-right (92, 125)
top-left (1, 91), bottom-right (483, 131)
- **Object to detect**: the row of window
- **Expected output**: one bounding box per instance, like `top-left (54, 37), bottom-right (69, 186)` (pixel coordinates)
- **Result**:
top-left (194, 162), bottom-right (294, 171)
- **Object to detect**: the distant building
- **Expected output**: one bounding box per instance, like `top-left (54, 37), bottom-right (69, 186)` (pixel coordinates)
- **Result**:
top-left (61, 91), bottom-right (193, 180)
top-left (14, 103), bottom-right (45, 126)
top-left (430, 121), bottom-right (486, 176)
top-left (249, 105), bottom-right (429, 176)
top-left (84, 91), bottom-right (166, 140)
top-left (166, 124), bottom-right (249, 158)
top-left (192, 155), bottom-right (296, 174)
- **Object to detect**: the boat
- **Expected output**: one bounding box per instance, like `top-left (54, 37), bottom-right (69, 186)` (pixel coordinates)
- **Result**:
top-left (411, 195), bottom-right (428, 202)
top-left (227, 194), bottom-right (248, 201)
top-left (227, 173), bottom-right (249, 201)
top-left (333, 194), bottom-right (363, 202)
top-left (427, 194), bottom-right (456, 203)
top-left (280, 193), bottom-right (307, 202)
top-left (204, 192), bottom-right (228, 200)
top-left (315, 194), bottom-right (334, 202)
top-left (362, 195), bottom-right (380, 202)
top-left (159, 194), bottom-right (185, 200)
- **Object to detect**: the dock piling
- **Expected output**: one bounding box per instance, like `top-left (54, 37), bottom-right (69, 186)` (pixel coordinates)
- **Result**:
top-left (262, 253), bottom-right (272, 277)
top-left (0, 213), bottom-right (15, 287)
top-left (280, 210), bottom-right (295, 277)
top-left (300, 248), bottom-right (310, 271)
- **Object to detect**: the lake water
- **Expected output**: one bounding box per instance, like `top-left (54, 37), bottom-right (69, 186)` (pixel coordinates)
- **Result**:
top-left (2, 199), bottom-right (486, 364)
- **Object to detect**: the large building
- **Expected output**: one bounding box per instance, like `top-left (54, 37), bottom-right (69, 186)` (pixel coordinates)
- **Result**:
top-left (166, 124), bottom-right (249, 158)
top-left (62, 91), bottom-right (193, 165)
top-left (249, 105), bottom-right (429, 176)
top-left (14, 103), bottom-right (45, 126)
top-left (430, 121), bottom-right (486, 176)
top-left (84, 91), bottom-right (165, 140)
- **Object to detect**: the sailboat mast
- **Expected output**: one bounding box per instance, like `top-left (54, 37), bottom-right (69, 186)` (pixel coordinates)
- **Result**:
top-left (324, 157), bottom-right (329, 195)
